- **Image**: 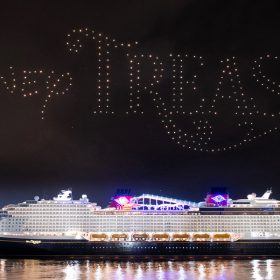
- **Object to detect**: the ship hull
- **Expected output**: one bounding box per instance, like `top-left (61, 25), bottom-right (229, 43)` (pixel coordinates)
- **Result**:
top-left (1, 237), bottom-right (280, 258)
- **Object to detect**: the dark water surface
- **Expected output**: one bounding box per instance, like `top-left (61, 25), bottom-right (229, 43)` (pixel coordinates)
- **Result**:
top-left (0, 259), bottom-right (278, 279)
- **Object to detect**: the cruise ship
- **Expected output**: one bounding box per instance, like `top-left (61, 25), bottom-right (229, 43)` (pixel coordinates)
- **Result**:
top-left (1, 187), bottom-right (280, 258)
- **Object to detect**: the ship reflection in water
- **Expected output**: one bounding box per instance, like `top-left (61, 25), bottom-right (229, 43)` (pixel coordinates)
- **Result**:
top-left (0, 259), bottom-right (277, 280)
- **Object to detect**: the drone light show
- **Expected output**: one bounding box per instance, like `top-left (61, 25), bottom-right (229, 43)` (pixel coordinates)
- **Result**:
top-left (0, 28), bottom-right (279, 153)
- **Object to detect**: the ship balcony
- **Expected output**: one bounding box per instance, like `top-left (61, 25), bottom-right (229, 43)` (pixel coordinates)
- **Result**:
top-left (152, 233), bottom-right (170, 241)
top-left (89, 233), bottom-right (108, 241)
top-left (192, 233), bottom-right (211, 241)
top-left (84, 232), bottom-right (239, 242)
top-left (111, 233), bottom-right (128, 241)
top-left (172, 233), bottom-right (191, 241)
top-left (132, 233), bottom-right (149, 241)
top-left (212, 233), bottom-right (231, 241)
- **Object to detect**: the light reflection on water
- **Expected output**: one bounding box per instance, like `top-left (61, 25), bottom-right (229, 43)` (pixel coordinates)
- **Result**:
top-left (0, 259), bottom-right (278, 280)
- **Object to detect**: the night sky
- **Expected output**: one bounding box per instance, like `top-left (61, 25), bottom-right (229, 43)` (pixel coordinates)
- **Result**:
top-left (0, 0), bottom-right (280, 207)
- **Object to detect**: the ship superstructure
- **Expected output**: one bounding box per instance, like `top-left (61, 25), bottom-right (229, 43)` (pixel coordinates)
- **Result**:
top-left (1, 188), bottom-right (280, 257)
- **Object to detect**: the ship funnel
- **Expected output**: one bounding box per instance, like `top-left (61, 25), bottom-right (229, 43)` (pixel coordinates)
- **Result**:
top-left (262, 189), bottom-right (272, 199)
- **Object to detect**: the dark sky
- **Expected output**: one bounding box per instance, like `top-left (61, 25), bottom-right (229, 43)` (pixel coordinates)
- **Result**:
top-left (0, 0), bottom-right (280, 206)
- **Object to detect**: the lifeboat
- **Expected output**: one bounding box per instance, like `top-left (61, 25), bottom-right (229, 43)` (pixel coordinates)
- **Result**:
top-left (193, 233), bottom-right (211, 241)
top-left (152, 233), bottom-right (170, 241)
top-left (213, 233), bottom-right (231, 241)
top-left (111, 233), bottom-right (128, 241)
top-left (132, 233), bottom-right (149, 241)
top-left (172, 233), bottom-right (191, 241)
top-left (89, 233), bottom-right (108, 241)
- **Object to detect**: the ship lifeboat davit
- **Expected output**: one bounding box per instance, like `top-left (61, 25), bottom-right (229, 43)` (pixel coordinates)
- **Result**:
top-left (111, 233), bottom-right (128, 241)
top-left (152, 233), bottom-right (170, 241)
top-left (213, 233), bottom-right (231, 241)
top-left (89, 233), bottom-right (108, 241)
top-left (193, 233), bottom-right (211, 241)
top-left (172, 233), bottom-right (191, 241)
top-left (132, 233), bottom-right (150, 241)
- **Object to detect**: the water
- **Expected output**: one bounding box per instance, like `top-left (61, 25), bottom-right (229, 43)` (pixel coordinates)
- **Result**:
top-left (0, 259), bottom-right (277, 280)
